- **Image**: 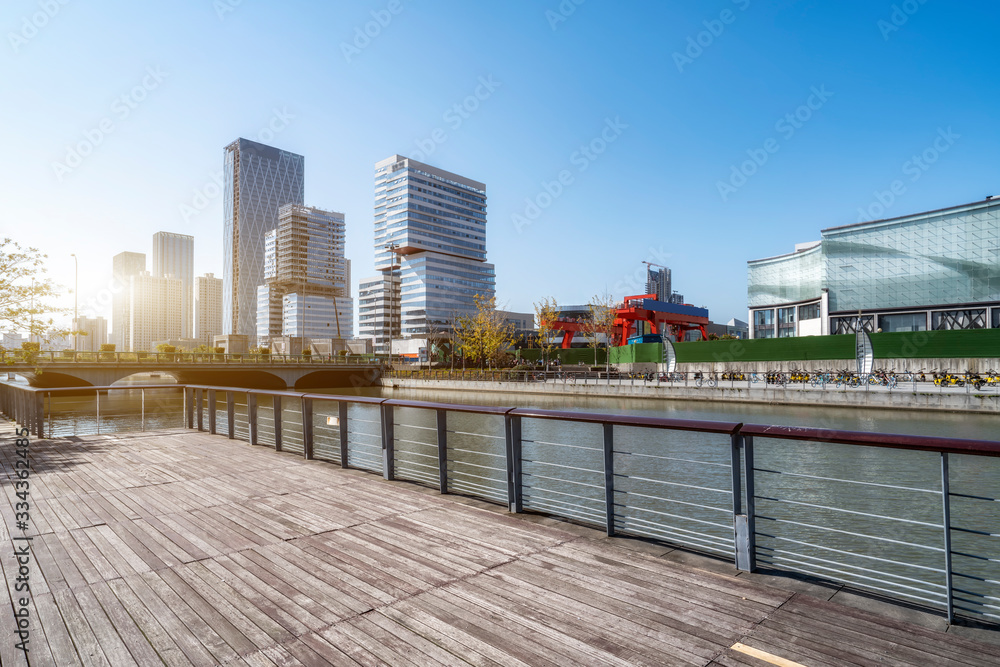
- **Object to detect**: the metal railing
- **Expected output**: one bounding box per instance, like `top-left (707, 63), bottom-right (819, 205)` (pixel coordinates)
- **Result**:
top-left (2, 380), bottom-right (998, 626)
top-left (0, 350), bottom-right (385, 365)
top-left (388, 369), bottom-right (1000, 395)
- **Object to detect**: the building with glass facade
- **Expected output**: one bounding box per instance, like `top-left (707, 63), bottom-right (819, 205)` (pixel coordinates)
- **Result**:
top-left (359, 155), bottom-right (495, 354)
top-left (151, 232), bottom-right (194, 338)
top-left (111, 251), bottom-right (146, 351)
top-left (747, 198), bottom-right (1000, 338)
top-left (256, 204), bottom-right (353, 345)
top-left (194, 273), bottom-right (223, 347)
top-left (223, 138), bottom-right (305, 338)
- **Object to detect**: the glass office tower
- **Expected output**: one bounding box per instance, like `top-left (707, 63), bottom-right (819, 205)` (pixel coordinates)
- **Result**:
top-left (359, 155), bottom-right (495, 352)
top-left (747, 198), bottom-right (1000, 338)
top-left (223, 138), bottom-right (305, 337)
top-left (152, 231), bottom-right (194, 339)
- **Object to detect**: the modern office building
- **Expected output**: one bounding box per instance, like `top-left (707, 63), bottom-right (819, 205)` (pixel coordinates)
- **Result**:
top-left (127, 272), bottom-right (183, 352)
top-left (747, 197), bottom-right (1000, 338)
top-left (152, 232), bottom-right (194, 338)
top-left (194, 273), bottom-right (223, 346)
top-left (223, 138), bottom-right (305, 338)
top-left (359, 155), bottom-right (495, 353)
top-left (72, 316), bottom-right (108, 352)
top-left (111, 251), bottom-right (146, 351)
top-left (646, 267), bottom-right (671, 302)
top-left (256, 204), bottom-right (353, 345)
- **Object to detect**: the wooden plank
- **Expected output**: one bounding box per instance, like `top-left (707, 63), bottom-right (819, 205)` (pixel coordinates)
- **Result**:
top-left (52, 587), bottom-right (112, 666)
top-left (105, 578), bottom-right (193, 667)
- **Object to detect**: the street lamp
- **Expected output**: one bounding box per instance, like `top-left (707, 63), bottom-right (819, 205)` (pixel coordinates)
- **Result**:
top-left (70, 253), bottom-right (78, 352)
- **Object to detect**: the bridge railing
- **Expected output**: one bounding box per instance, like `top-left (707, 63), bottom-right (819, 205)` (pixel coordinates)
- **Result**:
top-left (3, 380), bottom-right (999, 627)
top-left (0, 349), bottom-right (385, 365)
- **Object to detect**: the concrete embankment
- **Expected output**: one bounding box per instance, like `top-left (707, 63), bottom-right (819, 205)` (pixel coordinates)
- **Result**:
top-left (383, 378), bottom-right (1000, 414)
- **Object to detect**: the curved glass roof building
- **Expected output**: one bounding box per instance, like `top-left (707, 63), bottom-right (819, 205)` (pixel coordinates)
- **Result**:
top-left (747, 198), bottom-right (1000, 338)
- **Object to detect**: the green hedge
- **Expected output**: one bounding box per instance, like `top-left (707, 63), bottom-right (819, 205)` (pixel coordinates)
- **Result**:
top-left (516, 348), bottom-right (606, 365)
top-left (608, 329), bottom-right (1000, 365)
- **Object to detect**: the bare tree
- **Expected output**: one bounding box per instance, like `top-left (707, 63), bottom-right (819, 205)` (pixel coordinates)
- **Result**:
top-left (584, 293), bottom-right (617, 372)
top-left (533, 296), bottom-right (559, 369)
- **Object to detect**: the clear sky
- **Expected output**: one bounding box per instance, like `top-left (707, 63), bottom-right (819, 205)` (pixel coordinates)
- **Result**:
top-left (3, 0), bottom-right (998, 333)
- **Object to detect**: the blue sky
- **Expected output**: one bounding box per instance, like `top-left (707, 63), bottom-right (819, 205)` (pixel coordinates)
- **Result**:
top-left (2, 0), bottom-right (998, 332)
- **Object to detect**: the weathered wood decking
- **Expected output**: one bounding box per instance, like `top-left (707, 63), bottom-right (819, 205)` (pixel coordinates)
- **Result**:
top-left (0, 427), bottom-right (997, 666)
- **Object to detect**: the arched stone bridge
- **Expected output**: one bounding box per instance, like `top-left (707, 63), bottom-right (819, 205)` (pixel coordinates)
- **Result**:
top-left (5, 359), bottom-right (384, 390)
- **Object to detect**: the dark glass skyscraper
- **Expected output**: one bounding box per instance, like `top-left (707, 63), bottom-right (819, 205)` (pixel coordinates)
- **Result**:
top-left (223, 138), bottom-right (304, 336)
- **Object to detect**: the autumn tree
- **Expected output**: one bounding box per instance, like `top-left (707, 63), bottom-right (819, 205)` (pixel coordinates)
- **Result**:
top-left (583, 293), bottom-right (617, 370)
top-left (533, 296), bottom-right (560, 368)
top-left (454, 295), bottom-right (518, 368)
top-left (0, 238), bottom-right (70, 346)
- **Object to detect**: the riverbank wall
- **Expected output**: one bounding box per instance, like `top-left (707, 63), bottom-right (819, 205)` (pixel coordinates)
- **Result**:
top-left (382, 378), bottom-right (1000, 414)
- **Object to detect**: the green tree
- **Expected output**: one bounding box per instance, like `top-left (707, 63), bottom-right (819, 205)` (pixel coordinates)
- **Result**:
top-left (454, 295), bottom-right (518, 368)
top-left (0, 238), bottom-right (71, 344)
top-left (533, 296), bottom-right (560, 369)
top-left (583, 293), bottom-right (617, 370)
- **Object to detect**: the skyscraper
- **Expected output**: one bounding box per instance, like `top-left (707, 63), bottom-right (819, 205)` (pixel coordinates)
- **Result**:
top-left (72, 316), bottom-right (108, 352)
top-left (646, 266), bottom-right (671, 302)
top-left (223, 138), bottom-right (305, 337)
top-left (194, 273), bottom-right (223, 346)
top-left (152, 232), bottom-right (194, 338)
top-left (128, 272), bottom-right (182, 352)
top-left (359, 155), bottom-right (494, 352)
top-left (256, 204), bottom-right (353, 344)
top-left (112, 251), bottom-right (145, 350)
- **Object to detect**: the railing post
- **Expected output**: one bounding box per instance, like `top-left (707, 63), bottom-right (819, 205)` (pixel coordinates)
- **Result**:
top-left (381, 403), bottom-right (394, 480)
top-left (96, 390), bottom-right (101, 435)
top-left (141, 387), bottom-right (145, 432)
top-left (273, 396), bottom-right (282, 452)
top-left (732, 430), bottom-right (755, 572)
top-left (35, 391), bottom-right (44, 438)
top-left (603, 422), bottom-right (615, 536)
top-left (226, 391), bottom-right (235, 439)
top-left (437, 409), bottom-right (448, 494)
top-left (302, 397), bottom-right (314, 460)
top-left (208, 389), bottom-right (217, 434)
top-left (505, 413), bottom-right (523, 513)
top-left (196, 389), bottom-right (204, 431)
top-left (247, 393), bottom-right (258, 445)
top-left (941, 452), bottom-right (955, 624)
top-left (339, 402), bottom-right (349, 467)
top-left (184, 387), bottom-right (194, 429)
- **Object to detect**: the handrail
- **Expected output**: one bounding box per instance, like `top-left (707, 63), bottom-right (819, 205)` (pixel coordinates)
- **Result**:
top-left (509, 408), bottom-right (742, 434)
top-left (740, 423), bottom-right (1000, 456)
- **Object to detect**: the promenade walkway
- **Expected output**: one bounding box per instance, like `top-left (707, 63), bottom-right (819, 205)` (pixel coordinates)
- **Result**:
top-left (1, 427), bottom-right (998, 666)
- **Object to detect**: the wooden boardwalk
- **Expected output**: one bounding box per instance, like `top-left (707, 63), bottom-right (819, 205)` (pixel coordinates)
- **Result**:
top-left (1, 428), bottom-right (998, 666)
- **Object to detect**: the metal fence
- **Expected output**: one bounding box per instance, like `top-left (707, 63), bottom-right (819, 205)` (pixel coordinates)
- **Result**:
top-left (2, 380), bottom-right (998, 626)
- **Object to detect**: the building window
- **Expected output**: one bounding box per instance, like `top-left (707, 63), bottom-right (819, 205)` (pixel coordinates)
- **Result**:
top-left (932, 309), bottom-right (987, 331)
top-left (777, 307), bottom-right (795, 337)
top-left (994, 308), bottom-right (1000, 329)
top-left (831, 316), bottom-right (874, 335)
top-left (879, 312), bottom-right (926, 333)
top-left (798, 303), bottom-right (821, 320)
top-left (753, 309), bottom-right (774, 338)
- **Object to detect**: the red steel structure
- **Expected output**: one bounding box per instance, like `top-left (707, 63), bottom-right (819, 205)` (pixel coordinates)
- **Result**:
top-left (546, 294), bottom-right (710, 348)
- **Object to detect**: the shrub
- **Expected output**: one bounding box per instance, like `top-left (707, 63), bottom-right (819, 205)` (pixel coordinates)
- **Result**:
top-left (100, 343), bottom-right (116, 352)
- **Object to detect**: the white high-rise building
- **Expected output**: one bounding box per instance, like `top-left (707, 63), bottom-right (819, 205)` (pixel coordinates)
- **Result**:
top-left (112, 251), bottom-right (146, 351)
top-left (152, 232), bottom-right (194, 338)
top-left (359, 155), bottom-right (494, 353)
top-left (194, 273), bottom-right (223, 346)
top-left (73, 316), bottom-right (108, 352)
top-left (223, 138), bottom-right (305, 338)
top-left (128, 272), bottom-right (182, 352)
top-left (256, 204), bottom-right (353, 345)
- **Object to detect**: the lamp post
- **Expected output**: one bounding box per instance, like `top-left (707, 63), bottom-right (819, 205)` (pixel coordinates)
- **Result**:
top-left (71, 253), bottom-right (78, 352)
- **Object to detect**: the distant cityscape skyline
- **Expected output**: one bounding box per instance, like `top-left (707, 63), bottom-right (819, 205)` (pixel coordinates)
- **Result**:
top-left (4, 2), bottom-right (998, 336)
